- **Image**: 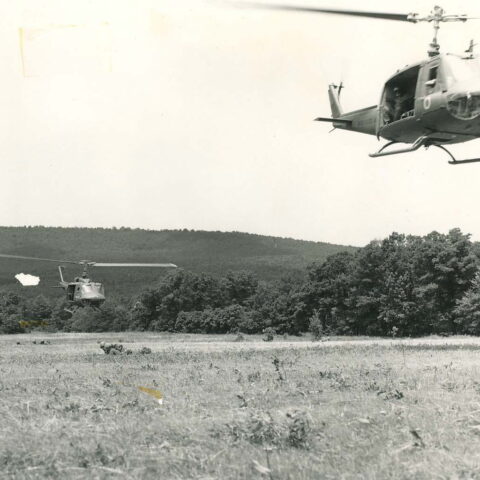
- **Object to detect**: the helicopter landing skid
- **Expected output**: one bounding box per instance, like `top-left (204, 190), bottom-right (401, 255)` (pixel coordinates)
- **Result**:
top-left (369, 136), bottom-right (428, 158)
top-left (370, 138), bottom-right (480, 165)
top-left (431, 144), bottom-right (480, 165)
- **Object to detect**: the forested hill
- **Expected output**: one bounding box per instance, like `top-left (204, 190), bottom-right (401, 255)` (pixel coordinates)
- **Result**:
top-left (0, 226), bottom-right (356, 297)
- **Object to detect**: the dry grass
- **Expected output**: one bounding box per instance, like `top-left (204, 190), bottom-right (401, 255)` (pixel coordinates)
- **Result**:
top-left (3, 333), bottom-right (480, 479)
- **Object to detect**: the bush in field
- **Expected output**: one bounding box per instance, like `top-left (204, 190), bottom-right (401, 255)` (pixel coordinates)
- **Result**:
top-left (226, 410), bottom-right (283, 445)
top-left (286, 409), bottom-right (311, 448)
top-left (263, 327), bottom-right (275, 342)
top-left (308, 310), bottom-right (323, 340)
top-left (223, 409), bottom-right (311, 448)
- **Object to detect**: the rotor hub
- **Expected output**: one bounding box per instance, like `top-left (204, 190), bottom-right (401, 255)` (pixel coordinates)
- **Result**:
top-left (405, 5), bottom-right (471, 56)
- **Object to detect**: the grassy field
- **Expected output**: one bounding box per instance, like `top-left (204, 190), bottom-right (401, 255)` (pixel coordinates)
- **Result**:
top-left (3, 334), bottom-right (480, 479)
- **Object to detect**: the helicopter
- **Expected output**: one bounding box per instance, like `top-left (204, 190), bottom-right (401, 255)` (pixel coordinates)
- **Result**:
top-left (238, 3), bottom-right (480, 164)
top-left (0, 253), bottom-right (177, 305)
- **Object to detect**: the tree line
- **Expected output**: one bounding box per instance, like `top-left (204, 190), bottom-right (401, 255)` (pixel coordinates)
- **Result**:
top-left (2, 228), bottom-right (480, 337)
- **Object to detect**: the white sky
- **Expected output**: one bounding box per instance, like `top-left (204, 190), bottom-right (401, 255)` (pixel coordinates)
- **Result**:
top-left (2, 0), bottom-right (480, 246)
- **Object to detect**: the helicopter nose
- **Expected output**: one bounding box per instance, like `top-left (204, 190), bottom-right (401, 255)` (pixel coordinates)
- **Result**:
top-left (447, 90), bottom-right (480, 120)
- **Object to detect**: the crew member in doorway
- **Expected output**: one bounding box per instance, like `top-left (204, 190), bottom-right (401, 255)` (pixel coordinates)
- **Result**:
top-left (393, 86), bottom-right (409, 121)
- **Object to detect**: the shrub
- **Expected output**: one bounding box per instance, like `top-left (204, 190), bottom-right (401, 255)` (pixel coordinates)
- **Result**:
top-left (226, 410), bottom-right (283, 445)
top-left (222, 409), bottom-right (311, 448)
top-left (308, 310), bottom-right (323, 340)
top-left (286, 409), bottom-right (311, 448)
top-left (263, 327), bottom-right (275, 342)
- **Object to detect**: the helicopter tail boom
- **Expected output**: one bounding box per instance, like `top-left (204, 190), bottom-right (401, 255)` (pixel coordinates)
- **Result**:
top-left (316, 105), bottom-right (377, 135)
top-left (57, 266), bottom-right (69, 288)
top-left (58, 266), bottom-right (65, 282)
top-left (316, 84), bottom-right (377, 135)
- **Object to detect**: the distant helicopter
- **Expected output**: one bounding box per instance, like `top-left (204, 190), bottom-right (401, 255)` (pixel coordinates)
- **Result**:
top-left (0, 253), bottom-right (177, 306)
top-left (239, 3), bottom-right (480, 164)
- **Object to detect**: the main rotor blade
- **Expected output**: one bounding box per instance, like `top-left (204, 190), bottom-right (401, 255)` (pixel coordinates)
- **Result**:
top-left (0, 253), bottom-right (80, 265)
top-left (92, 263), bottom-right (178, 268)
top-left (236, 3), bottom-right (411, 22)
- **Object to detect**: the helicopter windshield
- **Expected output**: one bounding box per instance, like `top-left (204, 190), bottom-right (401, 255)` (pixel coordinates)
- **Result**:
top-left (444, 56), bottom-right (480, 86)
top-left (444, 56), bottom-right (480, 120)
top-left (80, 283), bottom-right (105, 297)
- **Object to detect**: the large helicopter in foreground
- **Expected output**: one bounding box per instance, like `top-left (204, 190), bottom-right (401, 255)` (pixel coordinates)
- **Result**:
top-left (241, 3), bottom-right (480, 164)
top-left (0, 253), bottom-right (177, 305)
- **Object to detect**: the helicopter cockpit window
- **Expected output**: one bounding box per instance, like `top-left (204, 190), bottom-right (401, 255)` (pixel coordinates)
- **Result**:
top-left (426, 66), bottom-right (438, 87)
top-left (444, 56), bottom-right (480, 120)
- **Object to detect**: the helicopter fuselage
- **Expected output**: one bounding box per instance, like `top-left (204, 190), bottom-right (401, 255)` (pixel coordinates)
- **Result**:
top-left (57, 266), bottom-right (105, 304)
top-left (63, 277), bottom-right (106, 304)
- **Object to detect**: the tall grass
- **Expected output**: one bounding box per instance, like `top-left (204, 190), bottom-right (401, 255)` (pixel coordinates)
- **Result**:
top-left (2, 333), bottom-right (480, 478)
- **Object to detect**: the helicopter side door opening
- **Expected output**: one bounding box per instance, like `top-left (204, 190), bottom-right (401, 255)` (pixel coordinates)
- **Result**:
top-left (382, 65), bottom-right (420, 125)
top-left (67, 284), bottom-right (75, 301)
